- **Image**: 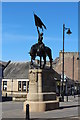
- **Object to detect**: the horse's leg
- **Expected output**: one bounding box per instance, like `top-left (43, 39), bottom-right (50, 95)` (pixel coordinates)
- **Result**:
top-left (48, 52), bottom-right (52, 69)
top-left (30, 57), bottom-right (33, 65)
top-left (30, 57), bottom-right (33, 69)
top-left (43, 55), bottom-right (46, 68)
top-left (50, 58), bottom-right (52, 69)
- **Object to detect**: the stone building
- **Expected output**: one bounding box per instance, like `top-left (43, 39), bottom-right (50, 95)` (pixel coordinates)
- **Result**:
top-left (53, 51), bottom-right (80, 95)
top-left (1, 51), bottom-right (80, 100)
top-left (0, 61), bottom-right (10, 101)
top-left (2, 61), bottom-right (29, 101)
top-left (2, 60), bottom-right (61, 100)
top-left (0, 62), bottom-right (2, 102)
top-left (53, 51), bottom-right (79, 81)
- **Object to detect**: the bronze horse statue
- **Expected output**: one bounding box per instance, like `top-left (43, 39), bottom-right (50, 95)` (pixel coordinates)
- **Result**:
top-left (29, 43), bottom-right (52, 69)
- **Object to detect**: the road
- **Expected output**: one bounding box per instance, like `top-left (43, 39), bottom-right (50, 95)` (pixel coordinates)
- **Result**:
top-left (1, 95), bottom-right (80, 120)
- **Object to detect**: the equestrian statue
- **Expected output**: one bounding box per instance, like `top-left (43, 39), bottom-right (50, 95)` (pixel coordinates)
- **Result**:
top-left (29, 13), bottom-right (53, 69)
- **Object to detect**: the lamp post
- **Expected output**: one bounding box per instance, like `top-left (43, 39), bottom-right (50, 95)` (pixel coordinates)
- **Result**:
top-left (61, 24), bottom-right (72, 102)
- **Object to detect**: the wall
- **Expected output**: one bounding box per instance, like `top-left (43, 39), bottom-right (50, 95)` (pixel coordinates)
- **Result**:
top-left (2, 79), bottom-right (28, 97)
top-left (0, 67), bottom-right (2, 102)
top-left (54, 51), bottom-right (79, 81)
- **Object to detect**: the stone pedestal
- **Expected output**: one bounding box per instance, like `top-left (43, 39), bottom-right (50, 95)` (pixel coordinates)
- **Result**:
top-left (24, 69), bottom-right (59, 112)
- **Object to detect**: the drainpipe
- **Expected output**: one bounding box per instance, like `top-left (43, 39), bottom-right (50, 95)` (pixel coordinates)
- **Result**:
top-left (73, 56), bottom-right (75, 98)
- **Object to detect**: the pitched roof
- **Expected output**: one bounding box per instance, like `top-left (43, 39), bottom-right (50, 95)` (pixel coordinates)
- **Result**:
top-left (53, 57), bottom-right (59, 64)
top-left (0, 60), bottom-right (11, 78)
top-left (3, 62), bottom-right (30, 79)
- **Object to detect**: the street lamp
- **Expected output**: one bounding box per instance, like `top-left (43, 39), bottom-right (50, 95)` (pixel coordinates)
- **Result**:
top-left (61, 24), bottom-right (72, 102)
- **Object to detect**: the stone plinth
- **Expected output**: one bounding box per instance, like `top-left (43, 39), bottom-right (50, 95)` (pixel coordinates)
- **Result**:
top-left (24, 69), bottom-right (59, 112)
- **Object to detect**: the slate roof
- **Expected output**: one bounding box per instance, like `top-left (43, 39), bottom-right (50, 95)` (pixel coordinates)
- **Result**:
top-left (0, 67), bottom-right (2, 78)
top-left (53, 57), bottom-right (59, 64)
top-left (0, 61), bottom-right (8, 68)
top-left (0, 61), bottom-right (10, 78)
top-left (3, 62), bottom-right (30, 79)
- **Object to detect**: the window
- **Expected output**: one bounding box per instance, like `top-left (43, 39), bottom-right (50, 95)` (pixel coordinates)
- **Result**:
top-left (18, 81), bottom-right (21, 91)
top-left (18, 81), bottom-right (26, 91)
top-left (3, 81), bottom-right (7, 91)
top-left (22, 81), bottom-right (26, 91)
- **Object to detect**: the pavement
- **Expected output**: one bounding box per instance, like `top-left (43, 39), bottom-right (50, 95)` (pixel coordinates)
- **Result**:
top-left (1, 95), bottom-right (80, 120)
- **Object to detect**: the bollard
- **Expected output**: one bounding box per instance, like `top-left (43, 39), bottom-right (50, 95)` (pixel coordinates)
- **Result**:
top-left (66, 95), bottom-right (68, 102)
top-left (6, 93), bottom-right (7, 97)
top-left (26, 104), bottom-right (30, 120)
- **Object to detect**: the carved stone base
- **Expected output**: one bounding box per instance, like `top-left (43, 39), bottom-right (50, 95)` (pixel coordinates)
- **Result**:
top-left (24, 99), bottom-right (59, 112)
top-left (24, 69), bottom-right (59, 112)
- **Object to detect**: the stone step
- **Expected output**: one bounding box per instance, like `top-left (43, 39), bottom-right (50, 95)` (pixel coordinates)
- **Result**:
top-left (24, 100), bottom-right (59, 112)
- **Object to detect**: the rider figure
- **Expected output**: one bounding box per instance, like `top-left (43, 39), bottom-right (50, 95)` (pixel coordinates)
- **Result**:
top-left (37, 26), bottom-right (44, 45)
top-left (37, 26), bottom-right (45, 53)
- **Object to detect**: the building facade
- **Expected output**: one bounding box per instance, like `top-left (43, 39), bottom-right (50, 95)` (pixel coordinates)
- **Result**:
top-left (2, 62), bottom-right (29, 101)
top-left (2, 61), bottom-right (61, 100)
top-left (1, 51), bottom-right (80, 100)
top-left (53, 51), bottom-right (79, 81)
top-left (53, 51), bottom-right (80, 95)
